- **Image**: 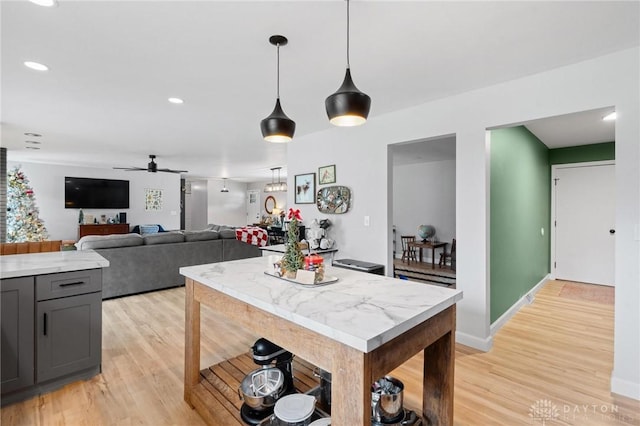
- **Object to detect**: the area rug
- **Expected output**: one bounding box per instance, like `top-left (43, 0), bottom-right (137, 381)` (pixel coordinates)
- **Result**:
top-left (559, 282), bottom-right (614, 305)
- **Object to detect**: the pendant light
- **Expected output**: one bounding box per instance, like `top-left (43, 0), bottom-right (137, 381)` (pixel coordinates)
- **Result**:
top-left (264, 167), bottom-right (287, 192)
top-left (220, 178), bottom-right (229, 193)
top-left (325, 0), bottom-right (371, 127)
top-left (261, 35), bottom-right (296, 143)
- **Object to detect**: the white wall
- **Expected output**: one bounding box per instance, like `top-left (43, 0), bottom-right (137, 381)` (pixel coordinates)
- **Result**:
top-left (185, 179), bottom-right (208, 231)
top-left (393, 160), bottom-right (456, 262)
top-left (288, 48), bottom-right (639, 399)
top-left (6, 161), bottom-right (181, 240)
top-left (207, 179), bottom-right (248, 227)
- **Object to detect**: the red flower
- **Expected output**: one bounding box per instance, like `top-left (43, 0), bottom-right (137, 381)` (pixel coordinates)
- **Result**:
top-left (287, 208), bottom-right (302, 221)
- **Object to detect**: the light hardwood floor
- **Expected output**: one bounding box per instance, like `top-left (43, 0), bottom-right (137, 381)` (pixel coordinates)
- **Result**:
top-left (1, 280), bottom-right (638, 425)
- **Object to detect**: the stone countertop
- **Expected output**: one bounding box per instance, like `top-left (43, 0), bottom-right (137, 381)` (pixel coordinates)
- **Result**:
top-left (0, 250), bottom-right (110, 279)
top-left (180, 256), bottom-right (462, 353)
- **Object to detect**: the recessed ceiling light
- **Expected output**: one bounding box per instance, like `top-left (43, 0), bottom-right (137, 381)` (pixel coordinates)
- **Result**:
top-left (603, 112), bottom-right (616, 121)
top-left (25, 140), bottom-right (42, 145)
top-left (29, 0), bottom-right (58, 6)
top-left (168, 97), bottom-right (184, 104)
top-left (25, 146), bottom-right (41, 150)
top-left (24, 61), bottom-right (49, 71)
top-left (24, 132), bottom-right (42, 137)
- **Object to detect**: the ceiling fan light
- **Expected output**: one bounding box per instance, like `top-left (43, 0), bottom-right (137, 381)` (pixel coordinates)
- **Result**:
top-left (261, 99), bottom-right (295, 142)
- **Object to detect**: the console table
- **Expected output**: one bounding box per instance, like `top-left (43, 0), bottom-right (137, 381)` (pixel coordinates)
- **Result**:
top-left (78, 223), bottom-right (129, 238)
top-left (181, 257), bottom-right (462, 425)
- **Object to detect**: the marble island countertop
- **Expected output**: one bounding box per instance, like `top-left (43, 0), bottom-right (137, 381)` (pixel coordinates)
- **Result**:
top-left (180, 256), bottom-right (462, 353)
top-left (0, 250), bottom-right (109, 279)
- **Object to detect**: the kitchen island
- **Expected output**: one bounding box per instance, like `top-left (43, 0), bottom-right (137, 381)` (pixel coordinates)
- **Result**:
top-left (181, 256), bottom-right (463, 425)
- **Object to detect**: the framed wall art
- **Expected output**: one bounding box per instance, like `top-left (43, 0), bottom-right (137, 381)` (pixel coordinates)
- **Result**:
top-left (294, 173), bottom-right (316, 204)
top-left (145, 188), bottom-right (163, 211)
top-left (318, 164), bottom-right (336, 185)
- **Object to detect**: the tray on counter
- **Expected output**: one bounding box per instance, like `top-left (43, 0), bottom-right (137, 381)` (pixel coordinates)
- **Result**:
top-left (264, 270), bottom-right (338, 287)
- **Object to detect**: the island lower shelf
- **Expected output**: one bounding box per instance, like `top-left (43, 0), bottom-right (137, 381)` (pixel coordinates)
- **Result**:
top-left (188, 353), bottom-right (322, 425)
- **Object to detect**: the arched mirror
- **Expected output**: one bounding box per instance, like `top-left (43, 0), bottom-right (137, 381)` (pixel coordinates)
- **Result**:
top-left (264, 195), bottom-right (276, 215)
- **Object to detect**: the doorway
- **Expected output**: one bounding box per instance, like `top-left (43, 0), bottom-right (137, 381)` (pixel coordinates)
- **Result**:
top-left (389, 135), bottom-right (457, 284)
top-left (552, 161), bottom-right (615, 286)
top-left (246, 190), bottom-right (260, 225)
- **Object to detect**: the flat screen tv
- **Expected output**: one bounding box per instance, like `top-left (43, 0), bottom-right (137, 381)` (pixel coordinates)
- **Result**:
top-left (65, 177), bottom-right (130, 209)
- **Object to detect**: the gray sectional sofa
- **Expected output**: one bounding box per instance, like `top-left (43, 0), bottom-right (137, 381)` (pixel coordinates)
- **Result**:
top-left (75, 227), bottom-right (261, 299)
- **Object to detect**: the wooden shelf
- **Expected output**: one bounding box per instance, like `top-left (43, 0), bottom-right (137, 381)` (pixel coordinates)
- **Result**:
top-left (190, 352), bottom-right (321, 425)
top-left (78, 223), bottom-right (129, 238)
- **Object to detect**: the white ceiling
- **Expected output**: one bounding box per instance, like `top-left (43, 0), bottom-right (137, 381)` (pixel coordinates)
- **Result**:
top-left (2, 1), bottom-right (638, 181)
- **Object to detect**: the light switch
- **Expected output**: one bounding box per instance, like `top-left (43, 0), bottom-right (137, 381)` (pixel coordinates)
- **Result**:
top-left (364, 216), bottom-right (370, 227)
top-left (541, 227), bottom-right (544, 236)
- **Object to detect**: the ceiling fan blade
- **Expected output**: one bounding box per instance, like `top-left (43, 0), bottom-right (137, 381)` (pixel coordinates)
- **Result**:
top-left (113, 166), bottom-right (146, 171)
top-left (157, 168), bottom-right (189, 174)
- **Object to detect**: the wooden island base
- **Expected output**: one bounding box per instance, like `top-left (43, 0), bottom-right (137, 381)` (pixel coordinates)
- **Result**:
top-left (184, 274), bottom-right (457, 425)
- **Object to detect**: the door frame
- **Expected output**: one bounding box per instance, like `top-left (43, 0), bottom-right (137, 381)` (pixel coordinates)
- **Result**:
top-left (550, 160), bottom-right (615, 280)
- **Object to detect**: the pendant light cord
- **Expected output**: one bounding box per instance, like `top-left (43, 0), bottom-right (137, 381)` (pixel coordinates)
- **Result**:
top-left (346, 0), bottom-right (350, 69)
top-left (276, 43), bottom-right (281, 99)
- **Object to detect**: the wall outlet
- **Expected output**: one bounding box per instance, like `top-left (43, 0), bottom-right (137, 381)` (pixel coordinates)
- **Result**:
top-left (170, 210), bottom-right (177, 216)
top-left (364, 216), bottom-right (370, 227)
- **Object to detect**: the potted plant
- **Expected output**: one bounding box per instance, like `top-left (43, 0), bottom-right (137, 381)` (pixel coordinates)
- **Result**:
top-left (281, 208), bottom-right (304, 279)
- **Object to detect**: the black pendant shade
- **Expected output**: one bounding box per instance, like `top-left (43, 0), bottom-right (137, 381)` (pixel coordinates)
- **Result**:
top-left (261, 35), bottom-right (295, 143)
top-left (261, 98), bottom-right (296, 143)
top-left (325, 68), bottom-right (371, 127)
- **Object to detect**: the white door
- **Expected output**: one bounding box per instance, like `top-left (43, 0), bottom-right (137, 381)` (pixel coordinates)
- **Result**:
top-left (246, 190), bottom-right (261, 225)
top-left (553, 162), bottom-right (615, 286)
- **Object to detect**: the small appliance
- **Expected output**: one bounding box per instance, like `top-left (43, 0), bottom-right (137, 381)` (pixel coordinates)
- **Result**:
top-left (240, 338), bottom-right (295, 425)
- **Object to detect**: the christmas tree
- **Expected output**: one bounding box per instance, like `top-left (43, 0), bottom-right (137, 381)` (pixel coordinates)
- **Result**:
top-left (6, 166), bottom-right (49, 242)
top-left (282, 208), bottom-right (304, 277)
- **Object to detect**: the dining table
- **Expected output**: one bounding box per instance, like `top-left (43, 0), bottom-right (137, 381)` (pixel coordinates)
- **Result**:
top-left (408, 241), bottom-right (448, 269)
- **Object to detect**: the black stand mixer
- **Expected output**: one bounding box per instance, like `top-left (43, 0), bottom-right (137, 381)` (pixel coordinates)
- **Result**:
top-left (240, 338), bottom-right (294, 425)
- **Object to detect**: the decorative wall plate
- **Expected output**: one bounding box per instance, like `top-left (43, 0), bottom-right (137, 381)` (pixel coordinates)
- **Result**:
top-left (316, 186), bottom-right (351, 214)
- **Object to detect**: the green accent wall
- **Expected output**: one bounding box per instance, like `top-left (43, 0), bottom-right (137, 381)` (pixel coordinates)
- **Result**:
top-left (490, 126), bottom-right (550, 323)
top-left (549, 141), bottom-right (615, 164)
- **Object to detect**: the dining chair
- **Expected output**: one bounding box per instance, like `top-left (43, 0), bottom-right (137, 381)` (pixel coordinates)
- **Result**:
top-left (400, 235), bottom-right (417, 263)
top-left (439, 238), bottom-right (456, 268)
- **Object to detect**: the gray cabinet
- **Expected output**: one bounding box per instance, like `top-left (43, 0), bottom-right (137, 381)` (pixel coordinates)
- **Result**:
top-left (1, 277), bottom-right (35, 393)
top-left (1, 269), bottom-right (102, 406)
top-left (37, 292), bottom-right (102, 383)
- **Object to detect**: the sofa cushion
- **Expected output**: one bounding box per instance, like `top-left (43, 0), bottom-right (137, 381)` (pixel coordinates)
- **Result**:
top-left (76, 233), bottom-right (143, 250)
top-left (139, 224), bottom-right (160, 235)
top-left (219, 229), bottom-right (237, 239)
top-left (183, 230), bottom-right (220, 242)
top-left (143, 232), bottom-right (185, 245)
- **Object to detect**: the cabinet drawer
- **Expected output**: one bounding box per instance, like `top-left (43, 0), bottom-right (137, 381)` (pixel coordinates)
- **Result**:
top-left (36, 269), bottom-right (102, 301)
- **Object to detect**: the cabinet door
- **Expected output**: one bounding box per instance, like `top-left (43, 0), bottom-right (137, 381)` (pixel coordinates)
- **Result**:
top-left (36, 292), bottom-right (102, 383)
top-left (1, 277), bottom-right (35, 393)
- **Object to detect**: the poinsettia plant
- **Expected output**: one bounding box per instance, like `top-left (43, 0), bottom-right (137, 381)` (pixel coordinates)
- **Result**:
top-left (287, 208), bottom-right (302, 221)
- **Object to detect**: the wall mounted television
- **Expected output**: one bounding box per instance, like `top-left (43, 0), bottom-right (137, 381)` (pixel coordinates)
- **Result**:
top-left (65, 177), bottom-right (130, 209)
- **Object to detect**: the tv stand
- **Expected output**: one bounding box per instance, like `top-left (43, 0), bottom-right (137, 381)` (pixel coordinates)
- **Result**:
top-left (78, 224), bottom-right (129, 239)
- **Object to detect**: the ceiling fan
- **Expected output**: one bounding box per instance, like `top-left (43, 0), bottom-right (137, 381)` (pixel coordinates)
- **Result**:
top-left (113, 155), bottom-right (188, 174)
